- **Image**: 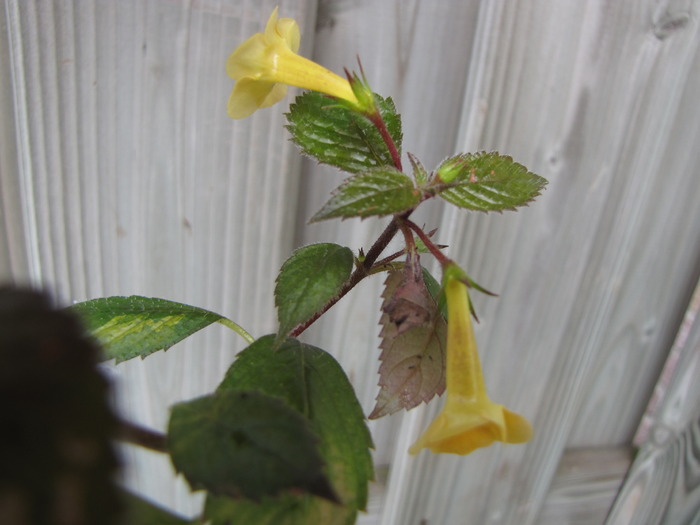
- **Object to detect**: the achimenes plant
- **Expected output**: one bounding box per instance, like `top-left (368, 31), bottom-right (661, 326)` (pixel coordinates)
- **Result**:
top-left (69, 7), bottom-right (546, 525)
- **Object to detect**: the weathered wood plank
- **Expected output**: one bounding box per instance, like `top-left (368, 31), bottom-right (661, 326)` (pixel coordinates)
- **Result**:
top-left (363, 1), bottom-right (700, 524)
top-left (0, 8), bottom-right (30, 283)
top-left (607, 415), bottom-right (700, 524)
top-left (1, 0), bottom-right (316, 515)
top-left (3, 0), bottom-right (700, 523)
top-left (607, 278), bottom-right (700, 524)
top-left (539, 447), bottom-right (633, 525)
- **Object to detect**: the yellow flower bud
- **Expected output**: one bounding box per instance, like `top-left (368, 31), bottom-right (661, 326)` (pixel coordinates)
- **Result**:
top-left (409, 273), bottom-right (532, 455)
top-left (226, 8), bottom-right (360, 119)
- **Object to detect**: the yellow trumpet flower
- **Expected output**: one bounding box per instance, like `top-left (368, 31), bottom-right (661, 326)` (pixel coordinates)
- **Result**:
top-left (226, 7), bottom-right (361, 119)
top-left (409, 272), bottom-right (532, 455)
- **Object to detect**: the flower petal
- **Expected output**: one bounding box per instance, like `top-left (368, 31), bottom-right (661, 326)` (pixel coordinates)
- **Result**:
top-left (227, 78), bottom-right (282, 120)
top-left (226, 33), bottom-right (269, 80)
top-left (502, 408), bottom-right (533, 443)
top-left (226, 8), bottom-right (361, 119)
top-left (260, 82), bottom-right (289, 109)
top-left (276, 17), bottom-right (300, 52)
top-left (409, 270), bottom-right (532, 455)
top-left (409, 399), bottom-right (530, 455)
top-left (265, 8), bottom-right (300, 53)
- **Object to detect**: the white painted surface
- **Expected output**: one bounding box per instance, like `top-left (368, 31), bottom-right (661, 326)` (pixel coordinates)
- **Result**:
top-left (2, 1), bottom-right (700, 522)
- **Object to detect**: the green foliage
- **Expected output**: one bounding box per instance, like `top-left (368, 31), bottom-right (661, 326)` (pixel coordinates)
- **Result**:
top-left (370, 269), bottom-right (447, 419)
top-left (69, 296), bottom-right (250, 363)
top-left (168, 389), bottom-right (336, 502)
top-left (422, 267), bottom-right (447, 319)
top-left (408, 152), bottom-right (429, 185)
top-left (275, 243), bottom-right (354, 338)
top-left (285, 91), bottom-right (402, 173)
top-left (208, 336), bottom-right (374, 525)
top-left (435, 152), bottom-right (548, 212)
top-left (311, 167), bottom-right (420, 222)
top-left (121, 489), bottom-right (195, 524)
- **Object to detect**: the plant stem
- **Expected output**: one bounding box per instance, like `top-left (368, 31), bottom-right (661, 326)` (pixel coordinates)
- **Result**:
top-left (218, 317), bottom-right (255, 344)
top-left (403, 219), bottom-right (450, 267)
top-left (290, 210), bottom-right (412, 337)
top-left (290, 104), bottom-right (406, 337)
top-left (118, 419), bottom-right (168, 454)
top-left (368, 112), bottom-right (402, 171)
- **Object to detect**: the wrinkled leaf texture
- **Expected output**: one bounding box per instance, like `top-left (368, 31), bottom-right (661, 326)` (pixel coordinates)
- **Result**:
top-left (436, 152), bottom-right (547, 212)
top-left (286, 91), bottom-right (402, 174)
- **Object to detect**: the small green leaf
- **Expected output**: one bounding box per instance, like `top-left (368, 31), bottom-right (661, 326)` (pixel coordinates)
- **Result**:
top-left (168, 389), bottom-right (336, 502)
top-left (435, 152), bottom-right (547, 212)
top-left (421, 267), bottom-right (447, 320)
top-left (275, 244), bottom-right (353, 338)
top-left (285, 91), bottom-right (402, 174)
top-left (209, 336), bottom-right (374, 525)
top-left (69, 296), bottom-right (242, 362)
top-left (310, 167), bottom-right (419, 222)
top-left (408, 152), bottom-right (429, 185)
top-left (121, 489), bottom-right (195, 524)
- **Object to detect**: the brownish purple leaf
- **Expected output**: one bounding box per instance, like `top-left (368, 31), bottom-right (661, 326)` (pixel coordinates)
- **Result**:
top-left (369, 268), bottom-right (447, 419)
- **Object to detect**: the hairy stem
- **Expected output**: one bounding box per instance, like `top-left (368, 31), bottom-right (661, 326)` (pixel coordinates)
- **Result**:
top-left (290, 105), bottom-right (406, 337)
top-left (403, 219), bottom-right (450, 267)
top-left (368, 112), bottom-right (402, 171)
top-left (290, 210), bottom-right (412, 337)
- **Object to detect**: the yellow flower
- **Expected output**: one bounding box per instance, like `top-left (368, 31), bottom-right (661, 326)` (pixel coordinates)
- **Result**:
top-left (226, 7), bottom-right (360, 119)
top-left (409, 272), bottom-right (532, 455)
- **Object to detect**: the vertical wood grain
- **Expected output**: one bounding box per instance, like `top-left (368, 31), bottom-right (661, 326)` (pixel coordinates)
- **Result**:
top-left (3, 0), bottom-right (700, 522)
top-left (1, 0), bottom-right (315, 515)
top-left (0, 9), bottom-right (29, 283)
top-left (607, 278), bottom-right (700, 524)
top-left (368, 1), bottom-right (700, 524)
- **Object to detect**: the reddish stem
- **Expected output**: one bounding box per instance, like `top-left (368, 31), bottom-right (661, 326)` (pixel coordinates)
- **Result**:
top-left (403, 219), bottom-right (450, 267)
top-left (289, 95), bottom-right (406, 337)
top-left (289, 210), bottom-right (412, 337)
top-left (369, 112), bottom-right (402, 171)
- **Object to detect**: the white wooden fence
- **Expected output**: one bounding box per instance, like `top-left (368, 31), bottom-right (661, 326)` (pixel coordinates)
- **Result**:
top-left (2, 1), bottom-right (700, 523)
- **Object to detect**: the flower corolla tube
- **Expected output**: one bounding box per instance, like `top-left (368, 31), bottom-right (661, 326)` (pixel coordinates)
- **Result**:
top-left (409, 273), bottom-right (532, 455)
top-left (226, 7), bottom-right (360, 119)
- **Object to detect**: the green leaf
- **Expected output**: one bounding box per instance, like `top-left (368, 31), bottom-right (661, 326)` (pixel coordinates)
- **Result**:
top-left (168, 389), bottom-right (336, 502)
top-left (421, 267), bottom-right (447, 320)
top-left (435, 152), bottom-right (547, 212)
top-left (408, 152), bottom-right (429, 185)
top-left (370, 269), bottom-right (447, 419)
top-left (310, 167), bottom-right (419, 222)
top-left (69, 296), bottom-right (250, 363)
top-left (208, 336), bottom-right (374, 525)
top-left (285, 91), bottom-right (402, 174)
top-left (121, 489), bottom-right (195, 524)
top-left (275, 243), bottom-right (353, 338)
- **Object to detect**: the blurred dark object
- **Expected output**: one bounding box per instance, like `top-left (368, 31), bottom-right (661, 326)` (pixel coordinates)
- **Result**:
top-left (0, 286), bottom-right (122, 524)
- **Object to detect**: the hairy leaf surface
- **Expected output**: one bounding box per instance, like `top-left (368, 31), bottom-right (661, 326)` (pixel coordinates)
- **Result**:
top-left (311, 167), bottom-right (419, 221)
top-left (436, 152), bottom-right (547, 212)
top-left (286, 91), bottom-right (402, 174)
top-left (275, 243), bottom-right (353, 339)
